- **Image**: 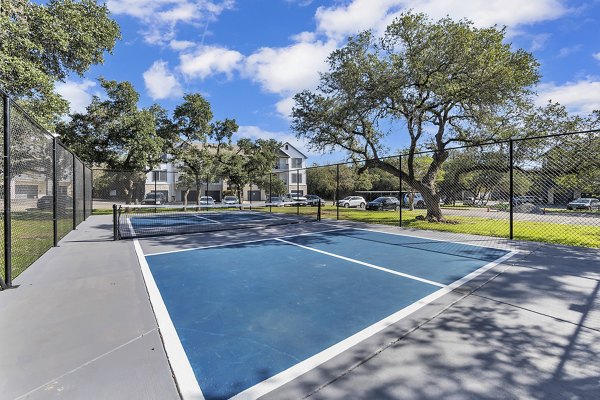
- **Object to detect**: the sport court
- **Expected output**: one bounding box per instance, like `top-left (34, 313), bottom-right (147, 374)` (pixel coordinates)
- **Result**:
top-left (135, 226), bottom-right (515, 400)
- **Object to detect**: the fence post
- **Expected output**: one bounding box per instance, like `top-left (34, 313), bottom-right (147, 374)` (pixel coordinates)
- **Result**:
top-left (82, 165), bottom-right (86, 221)
top-left (3, 94), bottom-right (12, 288)
top-left (72, 153), bottom-right (76, 229)
top-left (509, 139), bottom-right (514, 240)
top-left (399, 155), bottom-right (402, 227)
top-left (269, 173), bottom-right (272, 213)
top-left (296, 169), bottom-right (300, 216)
top-left (336, 164), bottom-right (340, 220)
top-left (53, 138), bottom-right (58, 246)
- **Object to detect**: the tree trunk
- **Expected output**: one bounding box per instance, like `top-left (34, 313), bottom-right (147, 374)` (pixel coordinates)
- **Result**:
top-left (420, 188), bottom-right (445, 222)
top-left (183, 188), bottom-right (190, 210)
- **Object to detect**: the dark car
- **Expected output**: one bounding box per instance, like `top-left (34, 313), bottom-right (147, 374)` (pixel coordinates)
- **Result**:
top-left (366, 196), bottom-right (400, 211)
top-left (37, 195), bottom-right (73, 214)
top-left (141, 192), bottom-right (167, 205)
top-left (305, 195), bottom-right (326, 206)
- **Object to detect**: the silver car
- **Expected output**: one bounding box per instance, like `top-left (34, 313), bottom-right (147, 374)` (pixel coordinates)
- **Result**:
top-left (567, 198), bottom-right (599, 211)
top-left (337, 196), bottom-right (366, 208)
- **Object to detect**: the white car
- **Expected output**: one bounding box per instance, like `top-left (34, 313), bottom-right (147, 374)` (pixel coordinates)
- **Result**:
top-left (222, 196), bottom-right (239, 205)
top-left (282, 194), bottom-right (308, 205)
top-left (199, 196), bottom-right (215, 205)
top-left (337, 196), bottom-right (366, 208)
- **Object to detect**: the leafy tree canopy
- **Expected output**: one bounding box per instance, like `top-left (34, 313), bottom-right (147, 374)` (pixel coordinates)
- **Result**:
top-left (292, 12), bottom-right (540, 221)
top-left (56, 78), bottom-right (172, 172)
top-left (0, 0), bottom-right (120, 127)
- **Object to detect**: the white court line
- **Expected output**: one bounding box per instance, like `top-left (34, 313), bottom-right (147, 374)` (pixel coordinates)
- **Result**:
top-left (144, 227), bottom-right (348, 256)
top-left (231, 249), bottom-right (519, 400)
top-left (192, 214), bottom-right (221, 224)
top-left (133, 240), bottom-right (205, 400)
top-left (275, 238), bottom-right (445, 288)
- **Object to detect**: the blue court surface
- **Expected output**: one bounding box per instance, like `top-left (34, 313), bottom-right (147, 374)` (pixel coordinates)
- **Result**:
top-left (137, 228), bottom-right (515, 400)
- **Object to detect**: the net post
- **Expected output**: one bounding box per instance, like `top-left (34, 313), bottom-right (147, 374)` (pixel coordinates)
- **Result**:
top-left (113, 204), bottom-right (119, 240)
top-left (53, 137), bottom-right (58, 246)
top-left (3, 93), bottom-right (12, 288)
top-left (336, 164), bottom-right (340, 220)
top-left (509, 139), bottom-right (514, 240)
top-left (317, 196), bottom-right (321, 221)
top-left (399, 154), bottom-right (402, 227)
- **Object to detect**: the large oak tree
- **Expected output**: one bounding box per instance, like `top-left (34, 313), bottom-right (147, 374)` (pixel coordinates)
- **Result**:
top-left (292, 12), bottom-right (539, 221)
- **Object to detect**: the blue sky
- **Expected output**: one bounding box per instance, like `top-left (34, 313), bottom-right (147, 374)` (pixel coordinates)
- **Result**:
top-left (55, 0), bottom-right (600, 164)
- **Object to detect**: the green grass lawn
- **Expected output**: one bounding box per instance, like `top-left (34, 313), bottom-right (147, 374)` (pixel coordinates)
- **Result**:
top-left (274, 205), bottom-right (599, 248)
top-left (0, 213), bottom-right (55, 281)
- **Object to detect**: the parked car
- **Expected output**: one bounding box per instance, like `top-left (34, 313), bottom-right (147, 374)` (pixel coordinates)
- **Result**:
top-left (37, 195), bottom-right (73, 214)
top-left (366, 197), bottom-right (400, 211)
top-left (282, 193), bottom-right (308, 206)
top-left (403, 193), bottom-right (425, 208)
top-left (141, 192), bottom-right (167, 205)
top-left (337, 196), bottom-right (366, 208)
top-left (199, 196), bottom-right (215, 205)
top-left (403, 193), bottom-right (444, 208)
top-left (567, 198), bottom-right (600, 211)
top-left (513, 195), bottom-right (541, 205)
top-left (306, 195), bottom-right (326, 206)
top-left (267, 196), bottom-right (285, 206)
top-left (222, 196), bottom-right (239, 205)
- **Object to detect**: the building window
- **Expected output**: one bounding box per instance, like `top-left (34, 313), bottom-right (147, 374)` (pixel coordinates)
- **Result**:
top-left (151, 170), bottom-right (168, 182)
top-left (291, 158), bottom-right (302, 168)
top-left (291, 173), bottom-right (303, 184)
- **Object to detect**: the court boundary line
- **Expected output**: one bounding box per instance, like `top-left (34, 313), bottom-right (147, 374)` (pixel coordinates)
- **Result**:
top-left (230, 249), bottom-right (518, 400)
top-left (143, 227), bottom-right (348, 256)
top-left (133, 240), bottom-right (205, 400)
top-left (275, 238), bottom-right (445, 288)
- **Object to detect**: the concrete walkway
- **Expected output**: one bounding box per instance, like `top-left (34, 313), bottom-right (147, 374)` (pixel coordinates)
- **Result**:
top-left (1, 216), bottom-right (599, 399)
top-left (0, 215), bottom-right (179, 400)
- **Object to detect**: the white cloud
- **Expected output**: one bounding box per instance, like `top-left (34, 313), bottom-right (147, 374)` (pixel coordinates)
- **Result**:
top-left (107, 0), bottom-right (235, 45)
top-left (235, 125), bottom-right (315, 156)
top-left (179, 45), bottom-right (243, 79)
top-left (169, 39), bottom-right (195, 51)
top-left (143, 60), bottom-right (183, 100)
top-left (55, 79), bottom-right (96, 114)
top-left (275, 96), bottom-right (296, 120)
top-left (315, 0), bottom-right (570, 40)
top-left (593, 52), bottom-right (600, 62)
top-left (537, 79), bottom-right (600, 114)
top-left (244, 40), bottom-right (337, 95)
top-left (557, 44), bottom-right (581, 58)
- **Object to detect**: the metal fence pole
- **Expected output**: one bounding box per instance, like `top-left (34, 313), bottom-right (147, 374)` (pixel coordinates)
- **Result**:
top-left (296, 169), bottom-right (300, 216)
top-left (72, 153), bottom-right (76, 229)
top-left (509, 139), bottom-right (514, 240)
top-left (336, 164), bottom-right (340, 220)
top-left (399, 155), bottom-right (402, 227)
top-left (269, 173), bottom-right (272, 213)
top-left (53, 138), bottom-right (58, 246)
top-left (3, 94), bottom-right (12, 288)
top-left (82, 164), bottom-right (86, 221)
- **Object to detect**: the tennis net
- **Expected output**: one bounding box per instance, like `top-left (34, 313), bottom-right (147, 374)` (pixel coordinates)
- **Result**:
top-left (114, 202), bottom-right (320, 239)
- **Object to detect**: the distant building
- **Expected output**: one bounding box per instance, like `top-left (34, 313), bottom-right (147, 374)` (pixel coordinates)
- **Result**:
top-left (144, 142), bottom-right (309, 203)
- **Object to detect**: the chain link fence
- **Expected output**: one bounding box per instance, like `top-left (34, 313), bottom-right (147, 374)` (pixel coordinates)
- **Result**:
top-left (93, 130), bottom-right (598, 250)
top-left (0, 91), bottom-right (92, 288)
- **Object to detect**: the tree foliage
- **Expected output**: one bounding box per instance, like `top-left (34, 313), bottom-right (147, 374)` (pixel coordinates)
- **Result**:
top-left (0, 0), bottom-right (120, 127)
top-left (292, 12), bottom-right (539, 221)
